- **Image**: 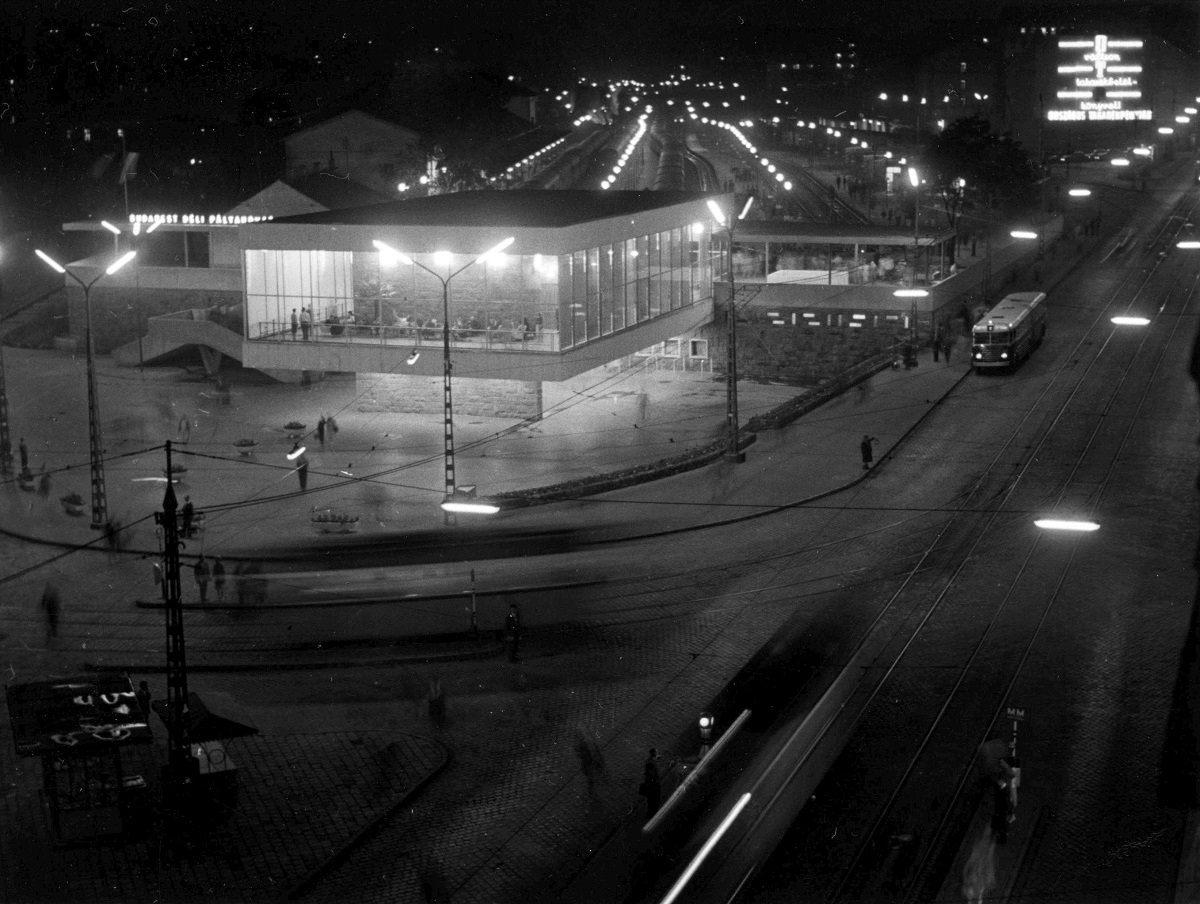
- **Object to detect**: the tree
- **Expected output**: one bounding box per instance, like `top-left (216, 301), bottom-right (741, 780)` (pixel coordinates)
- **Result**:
top-left (923, 116), bottom-right (1039, 238)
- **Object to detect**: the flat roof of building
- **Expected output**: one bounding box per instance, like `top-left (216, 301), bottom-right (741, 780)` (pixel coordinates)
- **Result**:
top-left (270, 189), bottom-right (720, 229)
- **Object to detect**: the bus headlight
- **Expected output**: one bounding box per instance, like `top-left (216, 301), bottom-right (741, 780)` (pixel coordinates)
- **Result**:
top-left (1001, 352), bottom-right (1008, 359)
top-left (974, 352), bottom-right (982, 359)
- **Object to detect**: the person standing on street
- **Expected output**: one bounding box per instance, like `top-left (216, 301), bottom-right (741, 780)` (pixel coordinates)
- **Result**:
top-left (297, 450), bottom-right (309, 491)
top-left (505, 603), bottom-right (521, 662)
top-left (213, 557), bottom-right (227, 602)
top-left (861, 434), bottom-right (877, 470)
top-left (640, 748), bottom-right (662, 819)
top-left (181, 496), bottom-right (195, 537)
top-left (290, 308), bottom-right (299, 340)
top-left (19, 437), bottom-right (28, 470)
top-left (317, 416), bottom-right (326, 447)
top-left (300, 307), bottom-right (311, 340)
top-left (194, 554), bottom-right (210, 603)
top-left (135, 681), bottom-right (152, 720)
top-left (40, 581), bottom-right (60, 643)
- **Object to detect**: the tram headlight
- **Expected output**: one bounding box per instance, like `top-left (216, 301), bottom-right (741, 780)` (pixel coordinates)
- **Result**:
top-left (974, 352), bottom-right (982, 359)
top-left (1001, 352), bottom-right (1008, 359)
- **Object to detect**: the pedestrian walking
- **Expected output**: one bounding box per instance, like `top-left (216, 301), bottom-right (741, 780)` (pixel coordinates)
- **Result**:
top-left (135, 681), bottom-right (152, 720)
top-left (990, 759), bottom-right (1014, 843)
top-left (505, 603), bottom-right (521, 662)
top-left (961, 827), bottom-right (996, 904)
top-left (181, 496), bottom-right (195, 537)
top-left (213, 556), bottom-right (227, 602)
top-left (194, 554), bottom-right (210, 603)
top-left (37, 468), bottom-right (51, 498)
top-left (297, 451), bottom-right (309, 491)
top-left (942, 335), bottom-right (953, 365)
top-left (40, 581), bottom-right (61, 642)
top-left (535, 312), bottom-right (543, 335)
top-left (861, 434), bottom-right (876, 470)
top-left (640, 748), bottom-right (662, 819)
top-left (19, 437), bottom-right (28, 470)
top-left (575, 730), bottom-right (606, 793)
top-left (290, 308), bottom-right (299, 340)
top-left (427, 677), bottom-right (446, 728)
top-left (317, 416), bottom-right (326, 446)
top-left (300, 307), bottom-right (311, 340)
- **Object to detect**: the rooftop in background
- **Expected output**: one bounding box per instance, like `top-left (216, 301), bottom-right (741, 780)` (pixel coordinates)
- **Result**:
top-left (269, 190), bottom-right (721, 228)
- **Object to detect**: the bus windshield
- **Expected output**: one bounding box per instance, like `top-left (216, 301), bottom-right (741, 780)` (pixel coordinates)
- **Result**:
top-left (975, 330), bottom-right (1010, 345)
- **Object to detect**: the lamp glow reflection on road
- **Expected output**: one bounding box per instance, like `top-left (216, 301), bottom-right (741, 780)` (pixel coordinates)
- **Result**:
top-left (1034, 519), bottom-right (1100, 532)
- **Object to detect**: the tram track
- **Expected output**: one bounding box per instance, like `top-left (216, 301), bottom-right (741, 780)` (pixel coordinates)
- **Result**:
top-left (743, 191), bottom-right (1200, 903)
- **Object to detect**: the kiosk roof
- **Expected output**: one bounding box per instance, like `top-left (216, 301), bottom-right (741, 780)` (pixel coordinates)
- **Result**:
top-left (7, 674), bottom-right (153, 758)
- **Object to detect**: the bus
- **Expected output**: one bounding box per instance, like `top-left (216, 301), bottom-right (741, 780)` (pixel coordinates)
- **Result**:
top-left (971, 291), bottom-right (1048, 370)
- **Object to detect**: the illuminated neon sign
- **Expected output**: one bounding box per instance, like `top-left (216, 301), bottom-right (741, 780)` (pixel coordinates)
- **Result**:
top-left (1047, 35), bottom-right (1152, 122)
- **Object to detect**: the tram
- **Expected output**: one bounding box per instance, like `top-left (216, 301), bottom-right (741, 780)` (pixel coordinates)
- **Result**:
top-left (971, 291), bottom-right (1048, 370)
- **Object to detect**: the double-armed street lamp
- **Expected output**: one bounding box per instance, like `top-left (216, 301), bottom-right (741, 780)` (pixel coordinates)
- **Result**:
top-left (908, 167), bottom-right (922, 286)
top-left (707, 195), bottom-right (755, 463)
top-left (35, 247), bottom-right (136, 528)
top-left (372, 236), bottom-right (513, 521)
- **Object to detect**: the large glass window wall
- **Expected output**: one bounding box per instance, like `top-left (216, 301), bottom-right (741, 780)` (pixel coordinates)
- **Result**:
top-left (244, 249), bottom-right (353, 337)
top-left (558, 224), bottom-right (711, 349)
top-left (244, 223), bottom-right (712, 349)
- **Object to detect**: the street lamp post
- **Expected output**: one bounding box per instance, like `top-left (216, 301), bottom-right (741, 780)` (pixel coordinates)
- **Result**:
top-left (908, 167), bottom-right (921, 287)
top-left (35, 248), bottom-right (136, 529)
top-left (707, 196), bottom-right (755, 463)
top-left (373, 236), bottom-right (513, 522)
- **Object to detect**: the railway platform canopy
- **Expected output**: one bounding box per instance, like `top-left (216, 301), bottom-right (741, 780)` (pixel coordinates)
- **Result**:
top-left (720, 220), bottom-right (957, 290)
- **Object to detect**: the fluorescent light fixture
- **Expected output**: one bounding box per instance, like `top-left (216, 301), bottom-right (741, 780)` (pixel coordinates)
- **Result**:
top-left (1034, 519), bottom-right (1099, 532)
top-left (1068, 188), bottom-right (1092, 197)
top-left (1133, 147), bottom-right (1152, 156)
top-left (106, 250), bottom-right (137, 275)
top-left (1177, 241), bottom-right (1200, 249)
top-left (659, 793), bottom-right (752, 904)
top-left (894, 289), bottom-right (928, 297)
top-left (1010, 230), bottom-right (1038, 239)
top-left (100, 220), bottom-right (121, 235)
top-left (286, 444), bottom-right (306, 461)
top-left (372, 239), bottom-right (413, 266)
top-left (706, 199), bottom-right (726, 225)
top-left (406, 350), bottom-right (420, 365)
top-left (35, 249), bottom-right (66, 273)
top-left (1111, 316), bottom-right (1150, 326)
top-left (475, 236), bottom-right (515, 264)
top-left (441, 500), bottom-right (500, 515)
top-left (1111, 158), bottom-right (1130, 167)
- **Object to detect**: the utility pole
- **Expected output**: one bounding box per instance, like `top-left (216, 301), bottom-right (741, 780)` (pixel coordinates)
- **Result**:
top-left (154, 440), bottom-right (192, 840)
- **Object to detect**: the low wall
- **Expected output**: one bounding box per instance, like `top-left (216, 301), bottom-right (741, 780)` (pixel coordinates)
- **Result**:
top-left (357, 373), bottom-right (544, 420)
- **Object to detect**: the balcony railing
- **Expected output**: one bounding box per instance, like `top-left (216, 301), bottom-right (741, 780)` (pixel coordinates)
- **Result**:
top-left (251, 320), bottom-right (561, 353)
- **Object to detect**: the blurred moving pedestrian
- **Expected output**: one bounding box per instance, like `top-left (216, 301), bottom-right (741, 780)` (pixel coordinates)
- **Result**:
top-left (40, 581), bottom-right (60, 642)
top-left (290, 308), bottom-right (299, 340)
top-left (300, 307), bottom-right (311, 340)
top-left (297, 453), bottom-right (309, 491)
top-left (427, 677), bottom-right (446, 728)
top-left (505, 603), bottom-right (521, 662)
top-left (861, 434), bottom-right (877, 470)
top-left (194, 554), bottom-right (210, 603)
top-left (962, 827), bottom-right (996, 904)
top-left (575, 730), bottom-right (606, 793)
top-left (19, 437), bottom-right (28, 470)
top-left (135, 681), bottom-right (152, 720)
top-left (317, 416), bottom-right (326, 446)
top-left (37, 468), bottom-right (51, 498)
top-left (640, 748), bottom-right (662, 819)
top-left (213, 557), bottom-right (227, 602)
